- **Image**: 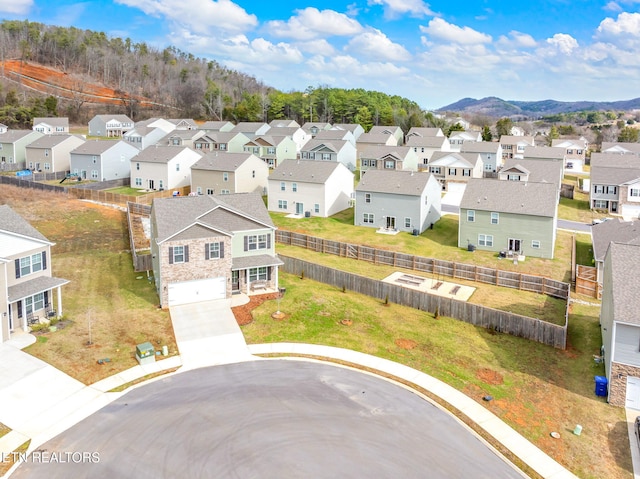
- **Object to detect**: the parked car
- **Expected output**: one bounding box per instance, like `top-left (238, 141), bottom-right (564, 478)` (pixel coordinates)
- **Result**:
top-left (592, 217), bottom-right (613, 225)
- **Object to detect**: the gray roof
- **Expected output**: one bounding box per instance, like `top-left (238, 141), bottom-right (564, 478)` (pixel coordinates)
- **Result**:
top-left (269, 120), bottom-right (300, 128)
top-left (301, 139), bottom-right (346, 152)
top-left (8, 276), bottom-right (70, 302)
top-left (26, 134), bottom-right (81, 149)
top-left (0, 205), bottom-right (50, 242)
top-left (369, 126), bottom-right (402, 135)
top-left (93, 114), bottom-right (133, 123)
top-left (406, 127), bottom-right (444, 137)
top-left (460, 178), bottom-right (557, 217)
top-left (133, 145), bottom-right (196, 163)
top-left (315, 130), bottom-right (353, 141)
top-left (591, 152), bottom-right (640, 168)
top-left (196, 131), bottom-right (248, 144)
top-left (269, 159), bottom-right (346, 184)
top-left (430, 151), bottom-right (481, 166)
top-left (71, 139), bottom-right (120, 155)
top-left (358, 145), bottom-right (412, 160)
top-left (502, 158), bottom-right (563, 186)
top-left (152, 193), bottom-right (274, 243)
top-left (0, 130), bottom-right (40, 143)
top-left (592, 219), bottom-right (640, 262)
top-left (192, 152), bottom-right (256, 171)
top-left (590, 153), bottom-right (640, 184)
top-left (355, 170), bottom-right (433, 196)
top-left (232, 254), bottom-right (284, 270)
top-left (230, 122), bottom-right (269, 133)
top-left (523, 146), bottom-right (566, 160)
top-left (602, 142), bottom-right (640, 154)
top-left (33, 117), bottom-right (68, 127)
top-left (200, 121), bottom-right (234, 131)
top-left (405, 135), bottom-right (448, 148)
top-left (499, 135), bottom-right (535, 145)
top-left (607, 242), bottom-right (640, 324)
top-left (461, 141), bottom-right (501, 154)
top-left (357, 132), bottom-right (395, 144)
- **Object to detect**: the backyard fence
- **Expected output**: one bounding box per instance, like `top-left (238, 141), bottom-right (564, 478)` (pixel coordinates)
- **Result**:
top-left (281, 256), bottom-right (568, 349)
top-left (576, 265), bottom-right (600, 299)
top-left (276, 230), bottom-right (570, 299)
top-left (127, 202), bottom-right (153, 272)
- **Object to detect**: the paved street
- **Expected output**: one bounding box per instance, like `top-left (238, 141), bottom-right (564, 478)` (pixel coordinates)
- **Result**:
top-left (12, 360), bottom-right (526, 479)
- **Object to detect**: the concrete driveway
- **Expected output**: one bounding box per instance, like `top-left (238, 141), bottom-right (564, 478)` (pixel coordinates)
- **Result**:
top-left (169, 298), bottom-right (252, 369)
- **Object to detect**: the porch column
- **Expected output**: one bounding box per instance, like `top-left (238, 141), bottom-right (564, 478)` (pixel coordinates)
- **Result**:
top-left (57, 286), bottom-right (63, 318)
top-left (274, 266), bottom-right (279, 291)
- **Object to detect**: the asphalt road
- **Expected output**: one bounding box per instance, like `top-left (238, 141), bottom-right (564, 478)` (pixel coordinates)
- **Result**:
top-left (13, 360), bottom-right (525, 478)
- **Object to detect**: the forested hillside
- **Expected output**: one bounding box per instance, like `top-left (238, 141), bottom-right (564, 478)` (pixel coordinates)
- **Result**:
top-left (0, 20), bottom-right (425, 130)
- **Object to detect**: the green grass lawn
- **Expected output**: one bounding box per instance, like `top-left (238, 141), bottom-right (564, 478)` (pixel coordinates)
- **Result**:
top-left (105, 185), bottom-right (148, 196)
top-left (242, 273), bottom-right (629, 479)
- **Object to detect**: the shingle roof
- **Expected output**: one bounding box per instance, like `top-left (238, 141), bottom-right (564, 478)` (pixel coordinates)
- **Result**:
top-left (502, 158), bottom-right (563, 186)
top-left (592, 219), bottom-right (640, 262)
top-left (358, 145), bottom-right (412, 160)
top-left (33, 117), bottom-right (68, 127)
top-left (93, 114), bottom-right (133, 122)
top-left (591, 152), bottom-right (640, 168)
top-left (608, 242), bottom-right (640, 324)
top-left (269, 159), bottom-right (346, 184)
top-left (357, 132), bottom-right (395, 144)
top-left (133, 145), bottom-right (196, 163)
top-left (499, 135), bottom-right (535, 145)
top-left (71, 139), bottom-right (120, 155)
top-left (405, 135), bottom-right (448, 148)
top-left (355, 169), bottom-right (432, 196)
top-left (602, 142), bottom-right (640, 154)
top-left (460, 178), bottom-right (557, 217)
top-left (192, 152), bottom-right (256, 171)
top-left (0, 130), bottom-right (40, 142)
top-left (301, 139), bottom-right (346, 152)
top-left (406, 127), bottom-right (444, 137)
top-left (460, 141), bottom-right (501, 154)
top-left (0, 205), bottom-right (50, 242)
top-left (152, 193), bottom-right (274, 243)
top-left (523, 146), bottom-right (566, 160)
top-left (26, 134), bottom-right (80, 149)
top-left (429, 151), bottom-right (480, 167)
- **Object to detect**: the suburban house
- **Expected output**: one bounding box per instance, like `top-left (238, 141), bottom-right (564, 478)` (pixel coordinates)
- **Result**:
top-left (448, 130), bottom-right (482, 151)
top-left (551, 138), bottom-right (588, 171)
top-left (70, 140), bottom-right (140, 181)
top-left (269, 119), bottom-right (300, 128)
top-left (230, 122), bottom-right (271, 139)
top-left (167, 119), bottom-right (198, 130)
top-left (500, 135), bottom-right (535, 160)
top-left (25, 134), bottom-right (85, 173)
top-left (461, 141), bottom-right (503, 174)
top-left (332, 123), bottom-right (365, 142)
top-left (150, 193), bottom-right (282, 307)
top-left (315, 129), bottom-right (357, 147)
top-left (32, 117), bottom-right (69, 135)
top-left (500, 158), bottom-right (563, 190)
top-left (459, 178), bottom-right (558, 259)
top-left (0, 130), bottom-right (44, 166)
top-left (0, 124), bottom-right (7, 134)
top-left (356, 132), bottom-right (398, 147)
top-left (358, 145), bottom-right (420, 173)
top-left (161, 129), bottom-right (206, 148)
top-left (131, 145), bottom-right (203, 191)
top-left (523, 146), bottom-right (567, 176)
top-left (602, 142), bottom-right (640, 154)
top-left (427, 151), bottom-right (484, 191)
top-left (200, 121), bottom-right (235, 132)
top-left (591, 219), bottom-right (640, 288)
top-left (299, 139), bottom-right (358, 171)
top-left (123, 118), bottom-right (176, 150)
top-left (0, 205), bottom-right (69, 342)
top-left (369, 126), bottom-right (404, 145)
top-left (267, 159), bottom-right (354, 217)
top-left (190, 152), bottom-right (269, 195)
top-left (193, 131), bottom-right (250, 154)
top-left (242, 135), bottom-right (297, 168)
top-left (599, 241), bottom-right (640, 408)
top-left (262, 126), bottom-right (309, 153)
top-left (88, 114), bottom-right (134, 137)
top-left (406, 134), bottom-right (451, 167)
top-left (405, 127), bottom-right (445, 142)
top-left (302, 122), bottom-right (332, 137)
top-left (354, 170), bottom-right (441, 233)
top-left (590, 152), bottom-right (640, 219)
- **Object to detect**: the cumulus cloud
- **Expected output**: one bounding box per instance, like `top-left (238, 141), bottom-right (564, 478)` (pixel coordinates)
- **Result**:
top-left (295, 39), bottom-right (337, 56)
top-left (368, 0), bottom-right (435, 18)
top-left (543, 33), bottom-right (579, 55)
top-left (345, 29), bottom-right (412, 61)
top-left (420, 18), bottom-right (491, 45)
top-left (266, 7), bottom-right (362, 41)
top-left (115, 0), bottom-right (257, 34)
top-left (497, 31), bottom-right (537, 48)
top-left (596, 12), bottom-right (640, 38)
top-left (0, 0), bottom-right (33, 15)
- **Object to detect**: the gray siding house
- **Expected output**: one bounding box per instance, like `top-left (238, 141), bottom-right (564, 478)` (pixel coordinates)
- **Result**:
top-left (191, 152), bottom-right (269, 195)
top-left (355, 170), bottom-right (441, 233)
top-left (88, 114), bottom-right (134, 137)
top-left (590, 152), bottom-right (640, 219)
top-left (70, 140), bottom-right (140, 181)
top-left (459, 178), bottom-right (558, 259)
top-left (25, 134), bottom-right (85, 173)
top-left (0, 130), bottom-right (44, 166)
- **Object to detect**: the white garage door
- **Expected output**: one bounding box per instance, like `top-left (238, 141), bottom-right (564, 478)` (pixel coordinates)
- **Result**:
top-left (168, 277), bottom-right (226, 307)
top-left (626, 377), bottom-right (640, 410)
top-left (622, 204), bottom-right (640, 221)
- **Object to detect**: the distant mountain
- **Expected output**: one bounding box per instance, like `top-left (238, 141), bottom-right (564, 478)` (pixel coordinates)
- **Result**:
top-left (437, 96), bottom-right (640, 118)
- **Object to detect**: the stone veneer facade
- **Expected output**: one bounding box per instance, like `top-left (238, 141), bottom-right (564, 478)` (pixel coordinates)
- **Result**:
top-left (608, 362), bottom-right (640, 407)
top-left (159, 236), bottom-right (233, 308)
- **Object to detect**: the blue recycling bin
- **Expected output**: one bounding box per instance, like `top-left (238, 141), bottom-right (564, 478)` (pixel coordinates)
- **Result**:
top-left (595, 375), bottom-right (608, 397)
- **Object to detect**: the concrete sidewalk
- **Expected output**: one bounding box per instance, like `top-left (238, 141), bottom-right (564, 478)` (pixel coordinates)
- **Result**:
top-left (249, 342), bottom-right (580, 479)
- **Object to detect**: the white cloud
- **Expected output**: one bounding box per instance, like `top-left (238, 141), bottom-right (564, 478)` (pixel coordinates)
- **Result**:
top-left (368, 0), bottom-right (435, 18)
top-left (115, 0), bottom-right (257, 34)
top-left (420, 18), bottom-right (491, 45)
top-left (596, 12), bottom-right (640, 38)
top-left (542, 33), bottom-right (579, 55)
top-left (295, 39), bottom-right (337, 57)
top-left (604, 1), bottom-right (623, 11)
top-left (0, 0), bottom-right (32, 15)
top-left (497, 31), bottom-right (537, 48)
top-left (345, 29), bottom-right (412, 61)
top-left (265, 8), bottom-right (362, 41)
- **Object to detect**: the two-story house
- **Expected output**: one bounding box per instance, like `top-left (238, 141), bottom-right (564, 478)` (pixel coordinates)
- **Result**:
top-left (500, 135), bottom-right (535, 160)
top-left (123, 118), bottom-right (176, 150)
top-left (551, 138), bottom-right (588, 171)
top-left (460, 141), bottom-right (503, 174)
top-left (193, 132), bottom-right (250, 155)
top-left (406, 134), bottom-right (451, 168)
top-left (70, 140), bottom-right (140, 181)
top-left (131, 145), bottom-right (203, 191)
top-left (591, 219), bottom-right (640, 291)
top-left (161, 130), bottom-right (206, 148)
top-left (369, 126), bottom-right (404, 145)
top-left (299, 139), bottom-right (357, 171)
top-left (88, 114), bottom-right (134, 137)
top-left (191, 152), bottom-right (269, 195)
top-left (356, 132), bottom-right (398, 147)
top-left (0, 205), bottom-right (69, 342)
top-left (150, 193), bottom-right (282, 307)
top-left (229, 122), bottom-right (271, 139)
top-left (358, 145), bottom-right (420, 173)
top-left (32, 117), bottom-right (69, 135)
top-left (459, 178), bottom-right (558, 259)
top-left (448, 130), bottom-right (482, 151)
top-left (331, 123), bottom-right (365, 142)
top-left (243, 135), bottom-right (297, 168)
top-left (268, 159), bottom-right (354, 217)
top-left (590, 152), bottom-right (640, 218)
top-left (354, 170), bottom-right (441, 233)
top-left (0, 130), bottom-right (44, 167)
top-left (427, 151), bottom-right (483, 192)
top-left (500, 158), bottom-right (563, 191)
top-left (25, 134), bottom-right (85, 173)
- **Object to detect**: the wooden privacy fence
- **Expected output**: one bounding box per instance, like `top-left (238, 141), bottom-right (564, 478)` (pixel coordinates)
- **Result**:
top-left (576, 265), bottom-right (600, 299)
top-left (276, 231), bottom-right (570, 299)
top-left (127, 202), bottom-right (152, 272)
top-left (281, 256), bottom-right (568, 349)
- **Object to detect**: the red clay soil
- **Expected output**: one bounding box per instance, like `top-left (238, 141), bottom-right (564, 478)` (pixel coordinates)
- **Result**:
top-left (1, 60), bottom-right (154, 107)
top-left (232, 293), bottom-right (280, 326)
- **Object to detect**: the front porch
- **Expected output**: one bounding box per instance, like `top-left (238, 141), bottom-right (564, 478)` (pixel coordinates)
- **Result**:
top-left (231, 254), bottom-right (284, 297)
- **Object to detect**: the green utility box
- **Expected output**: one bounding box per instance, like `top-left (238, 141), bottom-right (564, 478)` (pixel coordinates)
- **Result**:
top-left (136, 342), bottom-right (155, 366)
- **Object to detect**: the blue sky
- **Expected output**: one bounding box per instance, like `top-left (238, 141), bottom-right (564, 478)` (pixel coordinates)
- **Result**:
top-left (3, 0), bottom-right (640, 109)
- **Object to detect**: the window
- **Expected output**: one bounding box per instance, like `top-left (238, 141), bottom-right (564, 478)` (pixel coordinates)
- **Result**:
top-left (245, 234), bottom-right (270, 251)
top-left (490, 212), bottom-right (499, 225)
top-left (430, 166), bottom-right (441, 174)
top-left (363, 213), bottom-right (374, 224)
top-left (197, 186), bottom-right (202, 194)
top-left (631, 188), bottom-right (640, 197)
top-left (467, 210), bottom-right (475, 222)
top-left (365, 193), bottom-right (371, 203)
top-left (309, 153), bottom-right (316, 159)
top-left (280, 182), bottom-right (285, 191)
top-left (594, 185), bottom-right (604, 194)
top-left (25, 292), bottom-right (45, 315)
top-left (134, 177), bottom-right (142, 187)
top-left (206, 242), bottom-right (223, 259)
top-left (252, 170), bottom-right (255, 178)
top-left (221, 189), bottom-right (230, 194)
top-left (278, 200), bottom-right (288, 209)
top-left (405, 217), bottom-right (411, 228)
top-left (223, 172), bottom-right (228, 182)
top-left (16, 252), bottom-right (45, 278)
top-left (531, 240), bottom-right (541, 249)
top-left (292, 183), bottom-right (298, 192)
top-left (322, 153), bottom-right (330, 161)
top-left (159, 180), bottom-right (164, 190)
top-left (176, 163), bottom-right (180, 172)
top-left (92, 156), bottom-right (97, 164)
top-left (593, 199), bottom-right (608, 209)
top-left (206, 188), bottom-right (214, 195)
top-left (448, 168), bottom-right (456, 176)
top-left (170, 245), bottom-right (187, 263)
top-left (385, 160), bottom-right (395, 169)
top-left (267, 147), bottom-right (276, 155)
top-left (44, 149), bottom-right (49, 157)
top-left (507, 174), bottom-right (520, 181)
top-left (314, 204), bottom-right (320, 213)
top-left (249, 267), bottom-right (268, 282)
top-left (136, 162), bottom-right (140, 170)
top-left (44, 163), bottom-right (50, 170)
top-left (219, 144), bottom-right (227, 151)
top-left (478, 234), bottom-right (493, 247)
top-left (606, 186), bottom-right (617, 195)
top-left (91, 170), bottom-right (98, 179)
top-left (462, 169), bottom-right (471, 177)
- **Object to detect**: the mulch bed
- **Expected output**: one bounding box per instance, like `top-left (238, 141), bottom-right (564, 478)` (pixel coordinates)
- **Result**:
top-left (232, 293), bottom-right (280, 326)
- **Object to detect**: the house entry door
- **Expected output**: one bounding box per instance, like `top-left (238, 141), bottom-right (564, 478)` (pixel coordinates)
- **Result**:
top-left (508, 238), bottom-right (521, 253)
top-left (232, 271), bottom-right (240, 293)
top-left (386, 216), bottom-right (396, 229)
top-left (148, 179), bottom-right (155, 190)
top-left (296, 202), bottom-right (303, 215)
